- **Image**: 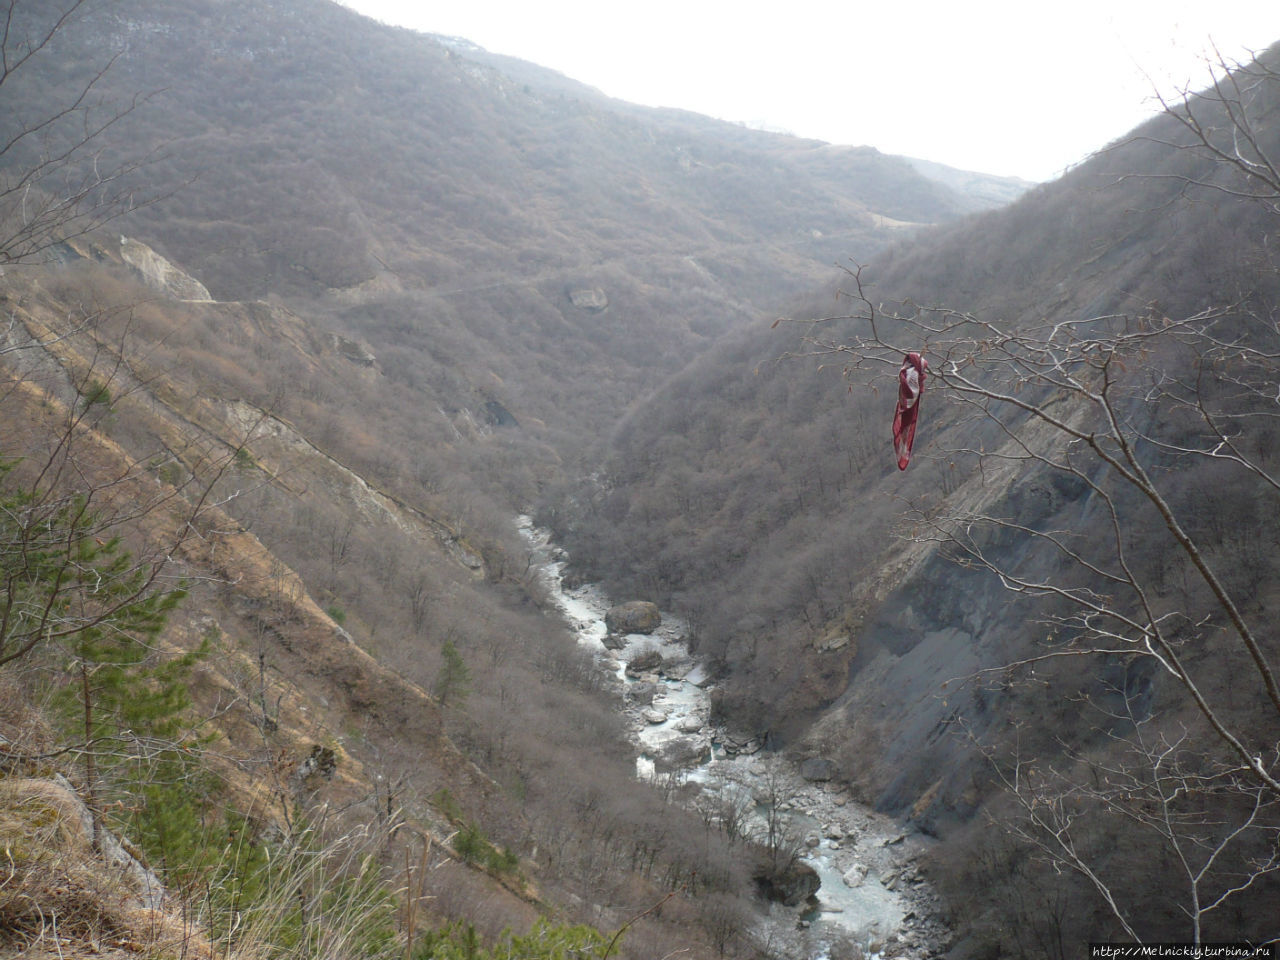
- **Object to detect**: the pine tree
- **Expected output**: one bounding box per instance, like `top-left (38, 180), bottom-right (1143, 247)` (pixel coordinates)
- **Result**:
top-left (38, 511), bottom-right (192, 846)
top-left (434, 638), bottom-right (470, 707)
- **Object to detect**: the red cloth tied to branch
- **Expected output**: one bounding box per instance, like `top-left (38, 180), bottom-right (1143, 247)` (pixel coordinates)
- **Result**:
top-left (892, 352), bottom-right (928, 470)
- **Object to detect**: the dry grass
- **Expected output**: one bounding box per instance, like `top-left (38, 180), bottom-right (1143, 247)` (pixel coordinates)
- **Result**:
top-left (0, 777), bottom-right (217, 960)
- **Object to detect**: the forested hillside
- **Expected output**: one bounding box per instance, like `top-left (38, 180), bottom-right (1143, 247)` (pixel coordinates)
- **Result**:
top-left (5, 0), bottom-right (1006, 459)
top-left (0, 1), bottom-right (1026, 958)
top-left (10, 0), bottom-right (1278, 956)
top-left (552, 42), bottom-right (1280, 953)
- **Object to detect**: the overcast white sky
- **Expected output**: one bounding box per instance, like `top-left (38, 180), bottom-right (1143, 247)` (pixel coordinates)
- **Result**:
top-left (338, 1), bottom-right (1276, 182)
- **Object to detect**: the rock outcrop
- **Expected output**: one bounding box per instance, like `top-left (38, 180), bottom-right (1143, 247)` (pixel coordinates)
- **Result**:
top-left (120, 236), bottom-right (213, 301)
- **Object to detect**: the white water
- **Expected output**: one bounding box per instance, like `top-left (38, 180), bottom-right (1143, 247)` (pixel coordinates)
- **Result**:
top-left (518, 518), bottom-right (933, 957)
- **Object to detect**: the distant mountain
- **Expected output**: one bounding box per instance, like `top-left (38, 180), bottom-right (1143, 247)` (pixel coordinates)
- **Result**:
top-left (904, 155), bottom-right (1035, 208)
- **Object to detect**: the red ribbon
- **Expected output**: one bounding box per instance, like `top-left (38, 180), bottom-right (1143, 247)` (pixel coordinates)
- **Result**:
top-left (892, 353), bottom-right (928, 470)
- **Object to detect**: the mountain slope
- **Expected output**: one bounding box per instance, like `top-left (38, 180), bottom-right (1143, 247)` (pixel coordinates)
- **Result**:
top-left (1, 246), bottom-right (765, 956)
top-left (550, 42), bottom-right (1280, 950)
top-left (6, 0), bottom-right (1021, 468)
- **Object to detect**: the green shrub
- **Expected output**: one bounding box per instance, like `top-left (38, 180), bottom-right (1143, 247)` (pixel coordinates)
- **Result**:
top-left (79, 377), bottom-right (112, 408)
top-left (415, 918), bottom-right (610, 960)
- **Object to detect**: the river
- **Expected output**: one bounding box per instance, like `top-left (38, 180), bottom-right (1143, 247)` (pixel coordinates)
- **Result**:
top-left (517, 518), bottom-right (946, 960)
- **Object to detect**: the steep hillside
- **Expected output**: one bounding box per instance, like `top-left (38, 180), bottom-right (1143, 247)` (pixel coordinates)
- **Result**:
top-left (552, 44), bottom-right (1280, 951)
top-left (1, 247), bottom-right (772, 958)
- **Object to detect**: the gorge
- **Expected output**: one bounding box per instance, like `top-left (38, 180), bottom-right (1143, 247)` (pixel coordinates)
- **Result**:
top-left (519, 518), bottom-right (947, 959)
top-left (2, 1), bottom-right (1279, 957)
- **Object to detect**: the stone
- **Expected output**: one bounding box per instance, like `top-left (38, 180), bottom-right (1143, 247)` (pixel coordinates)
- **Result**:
top-left (625, 682), bottom-right (657, 705)
top-left (818, 632), bottom-right (851, 652)
top-left (842, 863), bottom-right (868, 888)
top-left (800, 757), bottom-right (836, 782)
top-left (829, 939), bottom-right (865, 960)
top-left (604, 601), bottom-right (661, 634)
top-left (625, 649), bottom-right (665, 677)
top-left (601, 632), bottom-right (627, 651)
top-left (755, 860), bottom-right (820, 906)
top-left (568, 286), bottom-right (609, 312)
top-left (677, 716), bottom-right (704, 733)
top-left (659, 659), bottom-right (694, 680)
top-left (655, 737), bottom-right (711, 766)
top-left (642, 708), bottom-right (669, 724)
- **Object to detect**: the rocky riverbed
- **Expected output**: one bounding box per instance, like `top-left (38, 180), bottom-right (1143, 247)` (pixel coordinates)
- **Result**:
top-left (518, 517), bottom-right (950, 959)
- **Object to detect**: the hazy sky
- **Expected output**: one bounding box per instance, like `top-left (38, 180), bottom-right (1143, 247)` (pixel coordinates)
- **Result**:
top-left (337, 1), bottom-right (1276, 182)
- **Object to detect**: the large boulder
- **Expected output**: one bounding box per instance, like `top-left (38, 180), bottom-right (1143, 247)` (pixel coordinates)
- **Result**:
top-left (654, 736), bottom-right (712, 767)
top-left (800, 757), bottom-right (836, 782)
top-left (625, 681), bottom-right (658, 705)
top-left (567, 286), bottom-right (609, 312)
top-left (605, 601), bottom-right (661, 635)
top-left (842, 863), bottom-right (869, 888)
top-left (755, 860), bottom-right (821, 906)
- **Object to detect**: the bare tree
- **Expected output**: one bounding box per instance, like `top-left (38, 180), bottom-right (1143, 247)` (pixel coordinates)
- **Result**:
top-left (982, 682), bottom-right (1280, 944)
top-left (1121, 44), bottom-right (1280, 212)
top-left (753, 761), bottom-right (804, 883)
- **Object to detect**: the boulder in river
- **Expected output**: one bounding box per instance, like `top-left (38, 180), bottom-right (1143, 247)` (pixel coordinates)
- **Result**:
top-left (755, 860), bottom-right (820, 906)
top-left (605, 601), bottom-right (661, 635)
top-left (625, 681), bottom-right (658, 705)
top-left (625, 649), bottom-right (666, 677)
top-left (842, 863), bottom-right (868, 888)
top-left (800, 757), bottom-right (836, 782)
top-left (654, 736), bottom-right (711, 767)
